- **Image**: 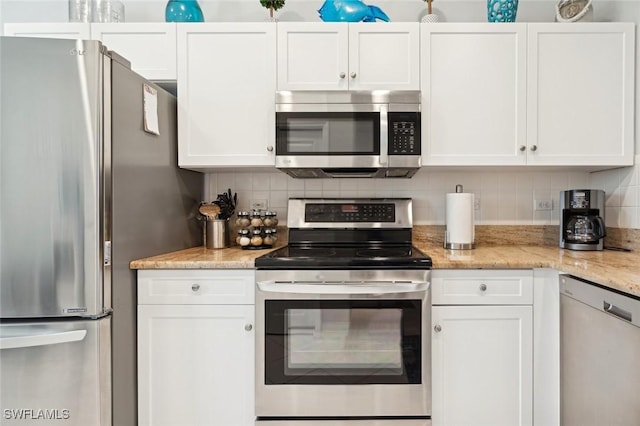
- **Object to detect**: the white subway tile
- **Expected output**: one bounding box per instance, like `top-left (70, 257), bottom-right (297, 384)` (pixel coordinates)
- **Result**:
top-left (253, 172), bottom-right (273, 190)
top-left (304, 180), bottom-right (323, 191)
top-left (619, 207), bottom-right (637, 229)
top-left (235, 173), bottom-right (253, 191)
top-left (621, 185), bottom-right (638, 207)
top-left (287, 176), bottom-right (305, 191)
top-left (269, 173), bottom-right (289, 191)
top-left (604, 206), bottom-right (620, 227)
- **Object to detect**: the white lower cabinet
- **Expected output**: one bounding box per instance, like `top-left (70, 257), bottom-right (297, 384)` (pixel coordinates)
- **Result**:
top-left (137, 269), bottom-right (255, 426)
top-left (431, 270), bottom-right (533, 426)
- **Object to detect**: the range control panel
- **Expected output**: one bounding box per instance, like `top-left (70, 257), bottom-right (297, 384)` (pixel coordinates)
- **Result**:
top-left (305, 203), bottom-right (396, 223)
top-left (388, 112), bottom-right (421, 155)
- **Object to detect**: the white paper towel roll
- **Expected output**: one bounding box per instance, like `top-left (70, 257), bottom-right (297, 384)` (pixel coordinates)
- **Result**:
top-left (445, 192), bottom-right (475, 249)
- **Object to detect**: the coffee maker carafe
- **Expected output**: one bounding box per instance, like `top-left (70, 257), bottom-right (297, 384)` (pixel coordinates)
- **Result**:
top-left (559, 189), bottom-right (606, 250)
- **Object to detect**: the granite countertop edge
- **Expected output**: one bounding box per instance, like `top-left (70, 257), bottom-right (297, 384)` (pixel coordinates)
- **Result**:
top-left (130, 243), bottom-right (640, 298)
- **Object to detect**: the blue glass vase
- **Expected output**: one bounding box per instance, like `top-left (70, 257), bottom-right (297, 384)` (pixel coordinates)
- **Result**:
top-left (165, 0), bottom-right (204, 22)
top-left (487, 0), bottom-right (518, 22)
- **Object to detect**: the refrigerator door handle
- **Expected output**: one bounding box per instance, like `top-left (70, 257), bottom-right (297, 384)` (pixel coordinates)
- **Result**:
top-left (0, 329), bottom-right (87, 350)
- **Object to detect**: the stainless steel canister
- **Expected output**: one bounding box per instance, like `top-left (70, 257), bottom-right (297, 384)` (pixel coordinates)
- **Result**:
top-left (205, 219), bottom-right (230, 249)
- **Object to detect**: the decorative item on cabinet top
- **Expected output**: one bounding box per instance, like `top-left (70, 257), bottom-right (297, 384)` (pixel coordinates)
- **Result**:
top-left (421, 0), bottom-right (440, 22)
top-left (165, 0), bottom-right (204, 22)
top-left (260, 0), bottom-right (285, 21)
top-left (487, 0), bottom-right (518, 22)
top-left (556, 0), bottom-right (593, 22)
top-left (318, 0), bottom-right (390, 22)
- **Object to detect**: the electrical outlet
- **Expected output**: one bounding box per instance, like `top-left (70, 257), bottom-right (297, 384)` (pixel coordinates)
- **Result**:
top-left (251, 199), bottom-right (268, 210)
top-left (534, 199), bottom-right (553, 211)
top-left (474, 197), bottom-right (480, 210)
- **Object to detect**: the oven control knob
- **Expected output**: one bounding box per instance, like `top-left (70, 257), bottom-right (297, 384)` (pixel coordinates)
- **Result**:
top-left (244, 323), bottom-right (253, 332)
top-left (479, 283), bottom-right (487, 292)
top-left (191, 283), bottom-right (200, 292)
top-left (434, 324), bottom-right (442, 333)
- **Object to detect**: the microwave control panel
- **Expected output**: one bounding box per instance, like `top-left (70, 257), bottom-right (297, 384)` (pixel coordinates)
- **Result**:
top-left (388, 112), bottom-right (421, 155)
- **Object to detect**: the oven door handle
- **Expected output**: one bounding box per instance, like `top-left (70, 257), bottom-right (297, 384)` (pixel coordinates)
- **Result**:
top-left (257, 281), bottom-right (429, 295)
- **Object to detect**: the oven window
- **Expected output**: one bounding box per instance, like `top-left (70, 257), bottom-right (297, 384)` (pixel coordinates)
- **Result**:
top-left (264, 300), bottom-right (422, 385)
top-left (276, 112), bottom-right (380, 155)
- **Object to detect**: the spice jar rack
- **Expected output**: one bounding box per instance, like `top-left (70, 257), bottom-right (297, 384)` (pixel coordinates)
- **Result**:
top-left (234, 210), bottom-right (278, 250)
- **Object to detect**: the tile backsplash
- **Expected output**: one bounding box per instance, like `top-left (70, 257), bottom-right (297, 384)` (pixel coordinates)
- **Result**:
top-left (208, 158), bottom-right (640, 229)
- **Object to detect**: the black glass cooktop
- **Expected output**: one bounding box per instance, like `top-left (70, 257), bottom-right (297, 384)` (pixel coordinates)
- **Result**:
top-left (255, 244), bottom-right (432, 270)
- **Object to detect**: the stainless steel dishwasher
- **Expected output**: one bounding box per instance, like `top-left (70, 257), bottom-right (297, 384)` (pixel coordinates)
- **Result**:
top-left (560, 275), bottom-right (640, 426)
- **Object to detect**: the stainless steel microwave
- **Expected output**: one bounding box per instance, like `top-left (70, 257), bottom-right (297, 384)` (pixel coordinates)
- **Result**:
top-left (275, 91), bottom-right (421, 178)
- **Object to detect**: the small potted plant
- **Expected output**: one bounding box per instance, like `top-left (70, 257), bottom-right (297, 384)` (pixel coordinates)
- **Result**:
top-left (421, 0), bottom-right (439, 22)
top-left (260, 0), bottom-right (285, 20)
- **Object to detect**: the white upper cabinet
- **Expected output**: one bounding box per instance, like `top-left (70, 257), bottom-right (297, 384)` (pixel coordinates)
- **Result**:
top-left (421, 22), bottom-right (635, 168)
top-left (526, 23), bottom-right (635, 166)
top-left (3, 23), bottom-right (91, 39)
top-left (91, 23), bottom-right (177, 80)
top-left (277, 22), bottom-right (420, 91)
top-left (177, 23), bottom-right (276, 170)
top-left (421, 23), bottom-right (527, 166)
top-left (3, 22), bottom-right (177, 81)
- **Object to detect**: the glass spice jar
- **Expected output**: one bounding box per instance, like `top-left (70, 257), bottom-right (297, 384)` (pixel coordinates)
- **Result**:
top-left (263, 228), bottom-right (276, 246)
top-left (263, 211), bottom-right (278, 227)
top-left (237, 229), bottom-right (250, 246)
top-left (250, 228), bottom-right (263, 246)
top-left (236, 211), bottom-right (250, 228)
top-left (250, 211), bottom-right (263, 228)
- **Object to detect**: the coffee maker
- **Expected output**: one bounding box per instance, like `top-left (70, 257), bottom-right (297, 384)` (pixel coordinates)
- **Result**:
top-left (559, 189), bottom-right (606, 251)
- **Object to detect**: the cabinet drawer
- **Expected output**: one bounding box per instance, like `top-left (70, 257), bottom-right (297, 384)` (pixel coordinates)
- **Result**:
top-left (432, 270), bottom-right (533, 305)
top-left (138, 269), bottom-right (255, 305)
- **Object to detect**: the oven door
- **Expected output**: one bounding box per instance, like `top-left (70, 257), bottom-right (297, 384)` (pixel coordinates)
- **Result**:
top-left (255, 276), bottom-right (431, 418)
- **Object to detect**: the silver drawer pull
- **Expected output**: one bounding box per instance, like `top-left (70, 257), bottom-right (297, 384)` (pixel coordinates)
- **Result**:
top-left (244, 324), bottom-right (253, 332)
top-left (434, 324), bottom-right (442, 333)
top-left (479, 283), bottom-right (487, 292)
top-left (603, 301), bottom-right (632, 322)
top-left (191, 283), bottom-right (200, 292)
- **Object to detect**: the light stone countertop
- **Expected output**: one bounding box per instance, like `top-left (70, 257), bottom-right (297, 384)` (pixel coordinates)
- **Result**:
top-left (130, 241), bottom-right (640, 298)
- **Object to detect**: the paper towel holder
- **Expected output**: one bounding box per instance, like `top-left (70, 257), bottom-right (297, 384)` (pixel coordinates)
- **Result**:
top-left (444, 184), bottom-right (476, 250)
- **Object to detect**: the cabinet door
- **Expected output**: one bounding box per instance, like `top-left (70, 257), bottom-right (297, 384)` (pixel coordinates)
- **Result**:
top-left (527, 23), bottom-right (635, 166)
top-left (421, 23), bottom-right (527, 166)
top-left (138, 304), bottom-right (255, 426)
top-left (432, 305), bottom-right (533, 426)
top-left (3, 23), bottom-right (91, 39)
top-left (91, 23), bottom-right (177, 80)
top-left (177, 23), bottom-right (276, 169)
top-left (349, 22), bottom-right (420, 91)
top-left (277, 22), bottom-right (349, 91)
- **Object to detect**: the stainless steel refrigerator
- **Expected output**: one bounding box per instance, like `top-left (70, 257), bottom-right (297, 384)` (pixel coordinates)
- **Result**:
top-left (0, 37), bottom-right (203, 425)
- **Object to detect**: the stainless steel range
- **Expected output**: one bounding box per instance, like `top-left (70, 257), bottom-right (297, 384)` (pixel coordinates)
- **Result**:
top-left (255, 198), bottom-right (432, 426)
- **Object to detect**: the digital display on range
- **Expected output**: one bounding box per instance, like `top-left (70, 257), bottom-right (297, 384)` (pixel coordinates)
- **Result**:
top-left (305, 203), bottom-right (395, 222)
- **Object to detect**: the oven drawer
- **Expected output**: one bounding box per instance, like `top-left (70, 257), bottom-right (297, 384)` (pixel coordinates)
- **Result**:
top-left (432, 269), bottom-right (533, 305)
top-left (137, 269), bottom-right (255, 305)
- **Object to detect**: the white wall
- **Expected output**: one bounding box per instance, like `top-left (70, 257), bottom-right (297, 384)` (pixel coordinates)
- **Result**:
top-left (207, 168), bottom-right (591, 225)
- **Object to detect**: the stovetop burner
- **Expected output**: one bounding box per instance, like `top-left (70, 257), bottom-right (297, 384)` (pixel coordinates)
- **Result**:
top-left (255, 244), bottom-right (432, 270)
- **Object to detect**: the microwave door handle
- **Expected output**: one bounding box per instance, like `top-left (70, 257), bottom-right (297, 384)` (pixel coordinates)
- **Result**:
top-left (257, 281), bottom-right (429, 295)
top-left (379, 105), bottom-right (388, 166)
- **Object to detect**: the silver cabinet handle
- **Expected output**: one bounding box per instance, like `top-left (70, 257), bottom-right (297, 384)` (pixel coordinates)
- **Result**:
top-left (350, 72), bottom-right (357, 78)
top-left (191, 283), bottom-right (200, 292)
top-left (434, 324), bottom-right (442, 333)
top-left (479, 283), bottom-right (487, 292)
top-left (244, 324), bottom-right (253, 331)
top-left (519, 145), bottom-right (526, 152)
top-left (266, 145), bottom-right (274, 152)
top-left (530, 145), bottom-right (538, 152)
top-left (339, 72), bottom-right (346, 79)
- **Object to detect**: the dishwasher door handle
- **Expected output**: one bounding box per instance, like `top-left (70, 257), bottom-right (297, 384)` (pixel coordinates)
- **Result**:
top-left (604, 301), bottom-right (633, 322)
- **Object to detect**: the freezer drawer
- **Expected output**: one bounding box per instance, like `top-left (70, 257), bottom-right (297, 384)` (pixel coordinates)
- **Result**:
top-left (0, 317), bottom-right (111, 425)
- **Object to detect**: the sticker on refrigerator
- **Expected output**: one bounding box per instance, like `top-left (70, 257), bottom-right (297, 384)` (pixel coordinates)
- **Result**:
top-left (63, 307), bottom-right (88, 314)
top-left (143, 84), bottom-right (160, 135)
